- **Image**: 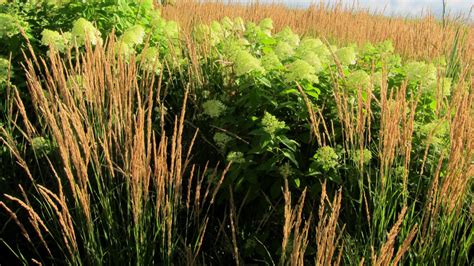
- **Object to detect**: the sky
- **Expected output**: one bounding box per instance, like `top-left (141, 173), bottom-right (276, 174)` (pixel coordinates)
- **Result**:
top-left (231, 0), bottom-right (474, 19)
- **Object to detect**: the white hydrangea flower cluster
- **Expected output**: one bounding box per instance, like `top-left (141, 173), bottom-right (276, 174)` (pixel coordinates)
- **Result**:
top-left (195, 16), bottom-right (234, 44)
top-left (116, 25), bottom-right (146, 56)
top-left (259, 18), bottom-right (273, 36)
top-left (163, 21), bottom-right (179, 40)
top-left (297, 38), bottom-right (324, 53)
top-left (221, 17), bottom-right (234, 31)
top-left (404, 62), bottom-right (437, 84)
top-left (274, 41), bottom-right (295, 61)
top-left (285, 59), bottom-right (319, 84)
top-left (261, 52), bottom-right (284, 72)
top-left (233, 50), bottom-right (265, 76)
top-left (41, 29), bottom-right (71, 52)
top-left (404, 61), bottom-right (451, 96)
top-left (275, 27), bottom-right (300, 47)
top-left (71, 18), bottom-right (102, 46)
top-left (298, 52), bottom-right (323, 73)
top-left (121, 25), bottom-right (146, 46)
top-left (233, 17), bottom-right (246, 32)
top-left (202, 99), bottom-right (227, 118)
top-left (294, 38), bottom-right (329, 74)
top-left (138, 47), bottom-right (162, 74)
top-left (346, 70), bottom-right (370, 91)
top-left (335, 46), bottom-right (357, 66)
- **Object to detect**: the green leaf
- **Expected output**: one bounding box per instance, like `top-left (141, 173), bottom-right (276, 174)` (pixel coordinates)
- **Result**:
top-left (282, 150), bottom-right (299, 167)
top-left (280, 88), bottom-right (299, 95)
top-left (257, 76), bottom-right (272, 87)
top-left (277, 135), bottom-right (299, 152)
top-left (293, 178), bottom-right (301, 188)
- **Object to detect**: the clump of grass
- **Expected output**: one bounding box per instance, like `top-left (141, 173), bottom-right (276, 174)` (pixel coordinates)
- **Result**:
top-left (0, 34), bottom-right (227, 264)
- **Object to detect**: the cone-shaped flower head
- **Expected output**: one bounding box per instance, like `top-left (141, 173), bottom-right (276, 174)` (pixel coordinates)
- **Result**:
top-left (0, 13), bottom-right (24, 38)
top-left (299, 51), bottom-right (323, 73)
top-left (285, 59), bottom-right (319, 84)
top-left (233, 50), bottom-right (265, 76)
top-left (71, 18), bottom-right (102, 46)
top-left (274, 42), bottom-right (295, 61)
top-left (404, 62), bottom-right (437, 84)
top-left (335, 46), bottom-right (357, 65)
top-left (298, 38), bottom-right (324, 52)
top-left (203, 99), bottom-right (227, 118)
top-left (259, 18), bottom-right (273, 35)
top-left (121, 25), bottom-right (145, 46)
top-left (139, 47), bottom-right (162, 74)
top-left (233, 17), bottom-right (246, 32)
top-left (261, 52), bottom-right (284, 71)
top-left (262, 112), bottom-right (286, 136)
top-left (0, 57), bottom-right (10, 85)
top-left (346, 70), bottom-right (370, 91)
top-left (313, 146), bottom-right (339, 172)
top-left (214, 132), bottom-right (232, 150)
top-left (275, 27), bottom-right (300, 47)
top-left (41, 29), bottom-right (70, 52)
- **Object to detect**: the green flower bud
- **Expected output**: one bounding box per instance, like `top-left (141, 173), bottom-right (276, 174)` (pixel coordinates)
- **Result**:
top-left (350, 148), bottom-right (372, 165)
top-left (0, 57), bottom-right (10, 85)
top-left (262, 112), bottom-right (286, 136)
top-left (31, 136), bottom-right (54, 156)
top-left (313, 146), bottom-right (339, 172)
top-left (203, 99), bottom-right (226, 118)
top-left (213, 132), bottom-right (232, 150)
top-left (227, 151), bottom-right (245, 164)
top-left (0, 13), bottom-right (24, 38)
